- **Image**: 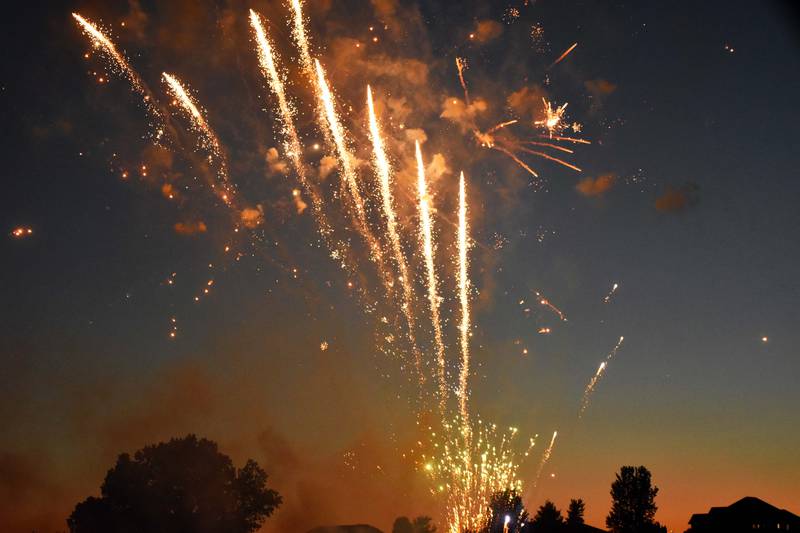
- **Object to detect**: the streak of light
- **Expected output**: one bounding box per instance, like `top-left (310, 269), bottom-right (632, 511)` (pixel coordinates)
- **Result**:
top-left (457, 171), bottom-right (472, 424)
top-left (72, 13), bottom-right (163, 132)
top-left (416, 140), bottom-right (448, 406)
top-left (603, 282), bottom-right (619, 303)
top-left (549, 42), bottom-right (578, 68)
top-left (367, 84), bottom-right (423, 381)
top-left (162, 72), bottom-right (234, 205)
top-left (579, 336), bottom-right (625, 417)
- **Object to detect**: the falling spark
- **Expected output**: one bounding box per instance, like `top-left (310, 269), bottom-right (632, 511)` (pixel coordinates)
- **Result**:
top-left (579, 336), bottom-right (625, 417)
top-left (367, 84), bottom-right (422, 379)
top-left (162, 72), bottom-right (234, 205)
top-left (71, 13), bottom-right (163, 131)
top-left (534, 430), bottom-right (558, 486)
top-left (457, 171), bottom-right (472, 424)
top-left (416, 141), bottom-right (448, 405)
top-left (549, 42), bottom-right (578, 69)
top-left (603, 282), bottom-right (619, 303)
top-left (455, 57), bottom-right (471, 105)
top-left (535, 291), bottom-right (567, 322)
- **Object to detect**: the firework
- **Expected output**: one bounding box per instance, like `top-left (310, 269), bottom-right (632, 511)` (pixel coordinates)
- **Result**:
top-left (250, 10), bottom-right (341, 249)
top-left (535, 98), bottom-right (569, 138)
top-left (579, 336), bottom-right (625, 417)
top-left (474, 118), bottom-right (585, 179)
top-left (288, 0), bottom-right (315, 78)
top-left (367, 84), bottom-right (422, 379)
top-left (313, 60), bottom-right (390, 283)
top-left (416, 141), bottom-right (448, 406)
top-left (534, 430), bottom-right (558, 487)
top-left (162, 72), bottom-right (234, 205)
top-left (457, 171), bottom-right (472, 424)
top-left (72, 13), bottom-right (163, 133)
top-left (603, 282), bottom-right (619, 303)
top-left (422, 419), bottom-right (536, 533)
top-left (549, 42), bottom-right (578, 69)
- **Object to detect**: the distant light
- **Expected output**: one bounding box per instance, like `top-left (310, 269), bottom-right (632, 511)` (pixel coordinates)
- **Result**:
top-left (505, 515), bottom-right (511, 525)
top-left (761, 336), bottom-right (768, 343)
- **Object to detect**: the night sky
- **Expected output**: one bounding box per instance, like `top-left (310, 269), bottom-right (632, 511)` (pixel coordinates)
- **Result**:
top-left (2, 1), bottom-right (799, 532)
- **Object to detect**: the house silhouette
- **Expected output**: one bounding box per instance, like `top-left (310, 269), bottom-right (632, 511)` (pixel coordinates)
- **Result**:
top-left (686, 496), bottom-right (799, 533)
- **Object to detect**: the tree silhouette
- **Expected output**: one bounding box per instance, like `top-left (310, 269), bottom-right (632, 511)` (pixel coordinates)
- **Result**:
top-left (482, 489), bottom-right (529, 532)
top-left (530, 501), bottom-right (564, 533)
top-left (67, 435), bottom-right (281, 533)
top-left (393, 516), bottom-right (436, 533)
top-left (393, 517), bottom-right (414, 533)
top-left (606, 466), bottom-right (661, 533)
top-left (566, 499), bottom-right (585, 527)
top-left (412, 516), bottom-right (436, 533)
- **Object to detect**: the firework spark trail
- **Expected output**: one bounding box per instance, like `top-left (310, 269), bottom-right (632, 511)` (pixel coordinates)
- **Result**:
top-left (535, 291), bottom-right (568, 322)
top-left (549, 42), bottom-right (578, 69)
top-left (487, 120), bottom-right (518, 134)
top-left (313, 61), bottom-right (393, 288)
top-left (288, 0), bottom-right (315, 78)
top-left (493, 145), bottom-right (539, 177)
top-left (545, 135), bottom-right (591, 145)
top-left (162, 72), bottom-right (234, 205)
top-left (521, 140), bottom-right (574, 154)
top-left (457, 172), bottom-right (472, 424)
top-left (534, 430), bottom-right (558, 487)
top-left (579, 336), bottom-right (625, 417)
top-left (249, 10), bottom-right (343, 250)
top-left (603, 282), bottom-right (619, 303)
top-left (72, 13), bottom-right (163, 132)
top-left (517, 146), bottom-right (582, 172)
top-left (367, 84), bottom-right (423, 380)
top-left (455, 57), bottom-right (471, 105)
top-left (416, 141), bottom-right (448, 406)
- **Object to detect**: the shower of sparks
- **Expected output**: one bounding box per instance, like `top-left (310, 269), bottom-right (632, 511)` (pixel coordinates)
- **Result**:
top-left (534, 430), bottom-right (558, 487)
top-left (579, 336), bottom-right (625, 417)
top-left (416, 141), bottom-right (448, 406)
top-left (367, 84), bottom-right (422, 380)
top-left (535, 98), bottom-right (569, 138)
top-left (535, 291), bottom-right (568, 322)
top-left (313, 59), bottom-right (390, 284)
top-left (603, 282), bottom-right (619, 303)
top-left (421, 419), bottom-right (537, 533)
top-left (71, 13), bottom-right (163, 133)
top-left (549, 42), bottom-right (578, 69)
top-left (457, 171), bottom-right (472, 425)
top-left (162, 72), bottom-right (234, 206)
top-left (250, 10), bottom-right (341, 253)
top-left (455, 57), bottom-right (471, 104)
